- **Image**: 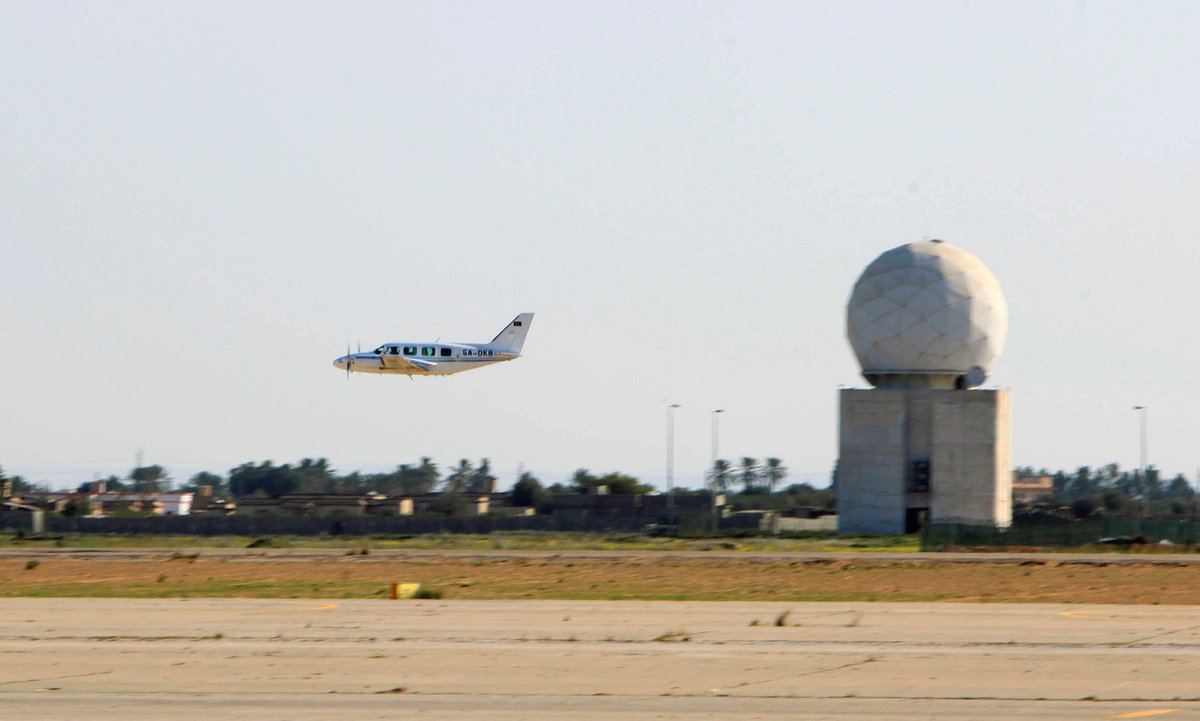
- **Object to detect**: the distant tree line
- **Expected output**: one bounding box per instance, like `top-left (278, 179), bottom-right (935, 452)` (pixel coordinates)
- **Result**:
top-left (1015, 463), bottom-right (1197, 520)
top-left (16, 458), bottom-right (654, 504)
top-left (3, 454), bottom-right (829, 514)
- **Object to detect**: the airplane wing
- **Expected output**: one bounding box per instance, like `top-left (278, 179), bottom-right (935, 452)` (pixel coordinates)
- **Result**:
top-left (380, 355), bottom-right (436, 372)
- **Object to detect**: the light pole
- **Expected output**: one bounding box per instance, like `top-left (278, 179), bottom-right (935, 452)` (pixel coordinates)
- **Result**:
top-left (666, 403), bottom-right (680, 524)
top-left (1194, 465), bottom-right (1199, 525)
top-left (1133, 406), bottom-right (1148, 518)
top-left (709, 409), bottom-right (725, 534)
top-left (711, 409), bottom-right (725, 467)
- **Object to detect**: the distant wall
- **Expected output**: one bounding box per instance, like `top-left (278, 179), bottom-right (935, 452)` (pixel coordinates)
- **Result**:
top-left (0, 511), bottom-right (804, 537)
top-left (923, 519), bottom-right (1200, 548)
top-left (0, 511), bottom-right (652, 536)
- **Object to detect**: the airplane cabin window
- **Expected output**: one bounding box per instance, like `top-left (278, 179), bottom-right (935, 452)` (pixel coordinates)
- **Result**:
top-left (388, 347), bottom-right (399, 355)
top-left (422, 347), bottom-right (435, 356)
top-left (440, 348), bottom-right (452, 357)
top-left (403, 346), bottom-right (417, 356)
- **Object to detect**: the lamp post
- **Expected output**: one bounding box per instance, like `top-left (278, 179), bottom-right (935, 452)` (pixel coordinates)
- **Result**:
top-left (711, 409), bottom-right (725, 467)
top-left (709, 409), bottom-right (725, 534)
top-left (666, 403), bottom-right (680, 524)
top-left (1194, 465), bottom-right (1199, 525)
top-left (1133, 405), bottom-right (1148, 518)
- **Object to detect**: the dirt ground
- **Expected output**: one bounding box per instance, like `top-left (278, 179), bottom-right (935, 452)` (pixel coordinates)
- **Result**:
top-left (4, 550), bottom-right (1200, 603)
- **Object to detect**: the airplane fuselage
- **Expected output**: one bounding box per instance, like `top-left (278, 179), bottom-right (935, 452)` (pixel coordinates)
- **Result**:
top-left (334, 342), bottom-right (518, 376)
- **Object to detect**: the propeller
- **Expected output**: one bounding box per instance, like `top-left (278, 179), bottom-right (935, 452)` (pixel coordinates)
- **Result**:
top-left (345, 342), bottom-right (353, 380)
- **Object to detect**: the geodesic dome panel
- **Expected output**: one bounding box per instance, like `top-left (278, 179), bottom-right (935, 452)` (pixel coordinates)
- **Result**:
top-left (847, 240), bottom-right (1007, 377)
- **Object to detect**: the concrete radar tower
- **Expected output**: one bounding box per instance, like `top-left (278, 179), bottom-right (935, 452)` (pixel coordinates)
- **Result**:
top-left (837, 240), bottom-right (1012, 533)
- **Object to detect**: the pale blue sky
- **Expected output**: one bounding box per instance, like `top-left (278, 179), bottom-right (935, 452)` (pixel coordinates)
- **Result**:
top-left (3, 1), bottom-right (1198, 490)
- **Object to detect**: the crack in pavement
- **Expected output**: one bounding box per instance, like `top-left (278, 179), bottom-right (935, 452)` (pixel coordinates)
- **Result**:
top-left (0, 670), bottom-right (112, 687)
top-left (708, 657), bottom-right (879, 695)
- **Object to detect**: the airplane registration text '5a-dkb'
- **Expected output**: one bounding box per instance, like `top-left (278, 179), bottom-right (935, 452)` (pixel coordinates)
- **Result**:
top-left (333, 313), bottom-right (534, 377)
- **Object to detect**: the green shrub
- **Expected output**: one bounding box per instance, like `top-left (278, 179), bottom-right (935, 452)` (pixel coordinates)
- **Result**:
top-left (413, 586), bottom-right (443, 599)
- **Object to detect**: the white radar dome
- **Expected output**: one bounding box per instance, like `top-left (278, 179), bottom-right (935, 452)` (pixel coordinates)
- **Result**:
top-left (846, 240), bottom-right (1007, 389)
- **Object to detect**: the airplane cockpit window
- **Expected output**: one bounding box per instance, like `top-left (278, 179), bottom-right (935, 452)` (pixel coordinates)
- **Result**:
top-left (403, 346), bottom-right (417, 356)
top-left (373, 346), bottom-right (385, 355)
top-left (422, 347), bottom-right (435, 357)
top-left (440, 348), bottom-right (452, 357)
top-left (388, 346), bottom-right (399, 355)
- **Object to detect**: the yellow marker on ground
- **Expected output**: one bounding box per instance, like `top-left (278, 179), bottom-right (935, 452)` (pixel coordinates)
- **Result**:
top-left (388, 583), bottom-right (422, 599)
top-left (1112, 710), bottom-right (1179, 718)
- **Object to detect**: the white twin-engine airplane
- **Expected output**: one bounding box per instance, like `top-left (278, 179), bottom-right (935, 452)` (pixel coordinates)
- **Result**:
top-left (333, 313), bottom-right (534, 377)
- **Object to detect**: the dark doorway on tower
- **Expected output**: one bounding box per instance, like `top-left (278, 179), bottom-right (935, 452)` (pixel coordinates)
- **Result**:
top-left (905, 508), bottom-right (929, 534)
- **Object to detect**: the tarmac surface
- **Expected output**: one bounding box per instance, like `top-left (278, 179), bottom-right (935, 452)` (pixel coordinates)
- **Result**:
top-left (2, 598), bottom-right (1199, 720)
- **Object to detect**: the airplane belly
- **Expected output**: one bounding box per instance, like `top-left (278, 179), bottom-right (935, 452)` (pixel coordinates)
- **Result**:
top-left (441, 359), bottom-right (508, 375)
top-left (340, 353), bottom-right (513, 377)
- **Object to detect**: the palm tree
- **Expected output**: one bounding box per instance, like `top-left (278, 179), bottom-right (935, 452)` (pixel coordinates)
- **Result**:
top-left (445, 459), bottom-right (473, 493)
top-left (468, 458), bottom-right (493, 493)
top-left (417, 457), bottom-right (439, 494)
top-left (709, 459), bottom-right (733, 493)
top-left (739, 457), bottom-right (760, 494)
top-left (763, 458), bottom-right (787, 493)
top-left (296, 458), bottom-right (334, 493)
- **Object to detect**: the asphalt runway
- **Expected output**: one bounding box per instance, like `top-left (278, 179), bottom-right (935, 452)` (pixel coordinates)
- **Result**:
top-left (2, 598), bottom-right (1199, 720)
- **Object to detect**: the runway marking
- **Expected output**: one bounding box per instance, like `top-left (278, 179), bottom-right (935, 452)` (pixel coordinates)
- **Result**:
top-left (1060, 609), bottom-right (1156, 620)
top-left (1111, 711), bottom-right (1179, 718)
top-left (269, 601), bottom-right (338, 612)
top-left (235, 600), bottom-right (339, 613)
top-left (179, 600), bottom-right (339, 613)
top-left (1061, 607), bottom-right (1200, 620)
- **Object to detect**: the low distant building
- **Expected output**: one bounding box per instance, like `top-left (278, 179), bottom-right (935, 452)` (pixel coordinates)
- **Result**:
top-left (190, 496), bottom-right (237, 516)
top-left (232, 492), bottom-right (496, 518)
top-left (187, 486), bottom-right (233, 516)
top-left (37, 491), bottom-right (194, 516)
top-left (1011, 474), bottom-right (1055, 503)
top-left (236, 493), bottom-right (411, 518)
top-left (370, 496), bottom-right (414, 516)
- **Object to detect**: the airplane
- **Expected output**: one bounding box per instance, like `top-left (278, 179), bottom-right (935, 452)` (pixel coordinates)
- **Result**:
top-left (333, 313), bottom-right (534, 376)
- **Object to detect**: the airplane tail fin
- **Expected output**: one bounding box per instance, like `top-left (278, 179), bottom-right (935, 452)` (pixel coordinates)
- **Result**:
top-left (484, 313), bottom-right (534, 354)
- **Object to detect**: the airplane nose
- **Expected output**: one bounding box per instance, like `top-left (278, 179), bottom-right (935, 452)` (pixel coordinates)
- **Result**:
top-left (333, 357), bottom-right (347, 370)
